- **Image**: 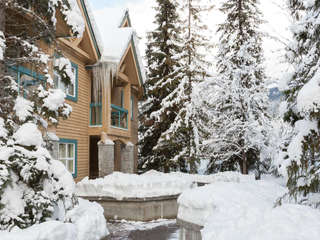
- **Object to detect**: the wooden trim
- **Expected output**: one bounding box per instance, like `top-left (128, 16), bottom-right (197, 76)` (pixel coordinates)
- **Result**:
top-left (59, 38), bottom-right (91, 60)
top-left (78, 0), bottom-right (101, 60)
top-left (118, 72), bottom-right (129, 83)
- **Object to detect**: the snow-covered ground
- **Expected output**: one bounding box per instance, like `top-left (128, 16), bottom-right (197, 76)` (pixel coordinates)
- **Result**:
top-left (76, 170), bottom-right (252, 199)
top-left (177, 172), bottom-right (320, 240)
top-left (107, 219), bottom-right (179, 240)
top-left (0, 198), bottom-right (108, 240)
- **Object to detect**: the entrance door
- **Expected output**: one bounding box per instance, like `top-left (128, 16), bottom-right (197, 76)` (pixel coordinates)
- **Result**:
top-left (89, 136), bottom-right (100, 179)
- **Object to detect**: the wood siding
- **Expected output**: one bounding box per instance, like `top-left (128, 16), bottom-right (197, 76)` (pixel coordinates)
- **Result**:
top-left (55, 47), bottom-right (91, 182)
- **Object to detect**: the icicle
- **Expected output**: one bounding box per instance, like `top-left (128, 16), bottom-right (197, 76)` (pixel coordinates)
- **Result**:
top-left (92, 62), bottom-right (118, 104)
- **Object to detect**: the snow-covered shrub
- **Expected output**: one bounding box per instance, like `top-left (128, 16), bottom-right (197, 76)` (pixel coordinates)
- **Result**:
top-left (0, 0), bottom-right (84, 230)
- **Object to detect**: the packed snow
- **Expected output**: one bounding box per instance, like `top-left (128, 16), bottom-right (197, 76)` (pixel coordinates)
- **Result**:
top-left (76, 171), bottom-right (194, 200)
top-left (0, 198), bottom-right (108, 240)
top-left (176, 172), bottom-right (320, 240)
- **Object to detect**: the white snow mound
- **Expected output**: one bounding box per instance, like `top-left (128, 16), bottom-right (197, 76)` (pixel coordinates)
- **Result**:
top-left (0, 198), bottom-right (109, 240)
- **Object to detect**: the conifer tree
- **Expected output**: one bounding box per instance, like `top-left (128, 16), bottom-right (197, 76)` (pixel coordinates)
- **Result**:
top-left (279, 0), bottom-right (320, 207)
top-left (0, 0), bottom-right (84, 229)
top-left (206, 0), bottom-right (270, 175)
top-left (138, 0), bottom-right (183, 172)
top-left (151, 0), bottom-right (212, 173)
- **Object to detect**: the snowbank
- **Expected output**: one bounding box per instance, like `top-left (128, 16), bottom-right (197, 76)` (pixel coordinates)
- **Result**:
top-left (76, 171), bottom-right (194, 200)
top-left (76, 170), bottom-right (254, 200)
top-left (177, 172), bottom-right (320, 240)
top-left (0, 198), bottom-right (108, 240)
top-left (202, 203), bottom-right (320, 240)
top-left (177, 173), bottom-right (274, 226)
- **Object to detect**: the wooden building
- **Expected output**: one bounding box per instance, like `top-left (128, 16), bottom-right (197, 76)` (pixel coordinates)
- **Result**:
top-left (52, 1), bottom-right (145, 181)
top-left (7, 0), bottom-right (145, 181)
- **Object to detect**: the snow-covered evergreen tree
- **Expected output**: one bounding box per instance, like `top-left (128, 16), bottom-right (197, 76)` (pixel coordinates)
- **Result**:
top-left (151, 0), bottom-right (212, 173)
top-left (279, 0), bottom-right (320, 207)
top-left (0, 0), bottom-right (84, 230)
top-left (138, 0), bottom-right (183, 172)
top-left (206, 0), bottom-right (270, 175)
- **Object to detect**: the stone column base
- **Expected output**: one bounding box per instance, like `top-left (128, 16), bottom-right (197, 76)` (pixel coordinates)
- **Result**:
top-left (98, 139), bottom-right (114, 177)
top-left (121, 142), bottom-right (134, 173)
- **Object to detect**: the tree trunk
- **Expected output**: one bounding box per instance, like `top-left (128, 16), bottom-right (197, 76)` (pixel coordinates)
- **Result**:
top-left (242, 150), bottom-right (248, 175)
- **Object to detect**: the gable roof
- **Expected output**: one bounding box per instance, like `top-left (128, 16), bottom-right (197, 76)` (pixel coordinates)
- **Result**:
top-left (78, 0), bottom-right (104, 59)
top-left (94, 8), bottom-right (146, 85)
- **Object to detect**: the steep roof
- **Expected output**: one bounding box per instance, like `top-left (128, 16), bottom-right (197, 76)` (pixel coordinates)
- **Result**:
top-left (94, 8), bottom-right (146, 85)
top-left (78, 0), bottom-right (104, 59)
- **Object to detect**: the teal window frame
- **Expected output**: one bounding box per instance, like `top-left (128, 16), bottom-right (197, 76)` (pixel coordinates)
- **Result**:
top-left (111, 104), bottom-right (128, 129)
top-left (90, 102), bottom-right (102, 126)
top-left (53, 55), bottom-right (78, 102)
top-left (66, 62), bottom-right (78, 102)
top-left (8, 65), bottom-right (45, 96)
top-left (59, 138), bottom-right (78, 178)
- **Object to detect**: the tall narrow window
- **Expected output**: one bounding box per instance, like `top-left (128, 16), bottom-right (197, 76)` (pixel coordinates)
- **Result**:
top-left (53, 62), bottom-right (77, 100)
top-left (58, 139), bottom-right (77, 177)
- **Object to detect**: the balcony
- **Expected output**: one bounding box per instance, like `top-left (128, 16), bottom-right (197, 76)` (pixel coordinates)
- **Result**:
top-left (111, 104), bottom-right (128, 129)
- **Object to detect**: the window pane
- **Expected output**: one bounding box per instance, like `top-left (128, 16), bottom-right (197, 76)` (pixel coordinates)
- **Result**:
top-left (68, 83), bottom-right (75, 96)
top-left (60, 81), bottom-right (66, 92)
top-left (67, 160), bottom-right (74, 173)
top-left (68, 144), bottom-right (74, 158)
top-left (21, 73), bottom-right (38, 96)
top-left (59, 144), bottom-right (66, 158)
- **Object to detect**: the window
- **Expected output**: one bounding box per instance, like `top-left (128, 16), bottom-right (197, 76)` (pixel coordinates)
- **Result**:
top-left (58, 139), bottom-right (77, 177)
top-left (53, 60), bottom-right (78, 102)
top-left (8, 66), bottom-right (45, 97)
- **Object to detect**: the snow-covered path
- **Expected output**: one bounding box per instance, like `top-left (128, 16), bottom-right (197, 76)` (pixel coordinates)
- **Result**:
top-left (106, 219), bottom-right (179, 240)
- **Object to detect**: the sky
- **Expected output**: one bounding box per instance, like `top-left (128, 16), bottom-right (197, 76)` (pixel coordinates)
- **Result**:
top-left (89, 0), bottom-right (291, 84)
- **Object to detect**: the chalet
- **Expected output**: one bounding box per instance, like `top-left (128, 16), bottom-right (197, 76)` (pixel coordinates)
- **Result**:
top-left (7, 0), bottom-right (145, 181)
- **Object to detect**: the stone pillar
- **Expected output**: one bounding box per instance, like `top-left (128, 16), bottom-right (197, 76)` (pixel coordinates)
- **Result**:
top-left (121, 142), bottom-right (134, 173)
top-left (98, 138), bottom-right (115, 177)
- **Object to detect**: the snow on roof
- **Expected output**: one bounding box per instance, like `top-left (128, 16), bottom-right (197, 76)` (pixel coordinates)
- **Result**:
top-left (81, 0), bottom-right (104, 57)
top-left (94, 8), bottom-right (146, 84)
top-left (100, 28), bottom-right (134, 62)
